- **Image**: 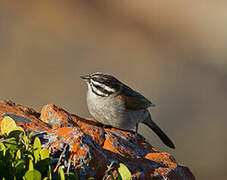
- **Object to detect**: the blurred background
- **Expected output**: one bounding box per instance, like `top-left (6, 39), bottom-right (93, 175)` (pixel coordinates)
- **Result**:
top-left (0, 0), bottom-right (227, 179)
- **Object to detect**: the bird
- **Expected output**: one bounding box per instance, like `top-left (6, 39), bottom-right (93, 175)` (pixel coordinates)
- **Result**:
top-left (80, 72), bottom-right (175, 149)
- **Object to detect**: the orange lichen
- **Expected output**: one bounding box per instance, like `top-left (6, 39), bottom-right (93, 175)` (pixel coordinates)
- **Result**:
top-left (103, 136), bottom-right (121, 154)
top-left (145, 152), bottom-right (177, 168)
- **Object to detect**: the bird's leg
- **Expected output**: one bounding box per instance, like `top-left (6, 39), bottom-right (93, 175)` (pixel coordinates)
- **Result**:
top-left (135, 123), bottom-right (138, 138)
top-left (128, 123), bottom-right (139, 143)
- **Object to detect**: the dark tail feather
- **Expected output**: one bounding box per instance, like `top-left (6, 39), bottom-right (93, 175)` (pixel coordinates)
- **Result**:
top-left (143, 117), bottom-right (175, 149)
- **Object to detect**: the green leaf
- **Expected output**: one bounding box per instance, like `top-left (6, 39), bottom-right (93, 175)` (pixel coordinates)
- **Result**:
top-left (22, 135), bottom-right (28, 146)
top-left (24, 169), bottom-right (41, 180)
top-left (0, 142), bottom-right (6, 151)
top-left (48, 165), bottom-right (52, 180)
top-left (8, 127), bottom-right (24, 142)
top-left (27, 154), bottom-right (33, 161)
top-left (29, 159), bottom-right (34, 171)
top-left (28, 131), bottom-right (34, 140)
top-left (33, 137), bottom-right (41, 151)
top-left (0, 143), bottom-right (6, 159)
top-left (15, 149), bottom-right (21, 160)
top-left (40, 148), bottom-right (49, 160)
top-left (4, 140), bottom-right (18, 150)
top-left (116, 171), bottom-right (122, 180)
top-left (33, 137), bottom-right (41, 163)
top-left (15, 159), bottom-right (26, 169)
top-left (118, 163), bottom-right (131, 180)
top-left (1, 116), bottom-right (17, 135)
top-left (36, 148), bottom-right (50, 170)
top-left (58, 166), bottom-right (65, 180)
top-left (9, 126), bottom-right (25, 134)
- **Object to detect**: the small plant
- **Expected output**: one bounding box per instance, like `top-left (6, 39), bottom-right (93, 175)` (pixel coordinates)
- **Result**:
top-left (0, 116), bottom-right (50, 180)
top-left (0, 116), bottom-right (132, 180)
top-left (107, 163), bottom-right (131, 180)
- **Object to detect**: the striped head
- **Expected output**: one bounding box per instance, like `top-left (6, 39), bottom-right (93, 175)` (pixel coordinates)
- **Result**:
top-left (80, 72), bottom-right (122, 97)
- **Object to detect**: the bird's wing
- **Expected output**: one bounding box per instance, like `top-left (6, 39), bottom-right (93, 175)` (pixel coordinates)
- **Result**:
top-left (116, 85), bottom-right (155, 110)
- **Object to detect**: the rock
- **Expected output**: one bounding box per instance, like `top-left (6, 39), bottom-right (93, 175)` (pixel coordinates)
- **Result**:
top-left (0, 100), bottom-right (195, 180)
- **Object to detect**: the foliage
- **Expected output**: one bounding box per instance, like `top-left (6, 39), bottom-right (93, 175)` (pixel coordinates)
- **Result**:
top-left (108, 163), bottom-right (132, 180)
top-left (0, 116), bottom-right (132, 180)
top-left (0, 116), bottom-right (51, 180)
top-left (117, 163), bottom-right (131, 180)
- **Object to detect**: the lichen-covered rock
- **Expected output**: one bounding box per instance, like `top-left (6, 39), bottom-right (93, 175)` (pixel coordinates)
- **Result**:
top-left (0, 100), bottom-right (195, 180)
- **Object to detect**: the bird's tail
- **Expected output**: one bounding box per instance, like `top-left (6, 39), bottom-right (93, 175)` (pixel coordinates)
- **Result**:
top-left (142, 114), bottom-right (175, 149)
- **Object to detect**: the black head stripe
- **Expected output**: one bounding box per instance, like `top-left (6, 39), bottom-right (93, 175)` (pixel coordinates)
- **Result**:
top-left (89, 72), bottom-right (122, 97)
top-left (91, 83), bottom-right (113, 96)
top-left (92, 75), bottom-right (121, 92)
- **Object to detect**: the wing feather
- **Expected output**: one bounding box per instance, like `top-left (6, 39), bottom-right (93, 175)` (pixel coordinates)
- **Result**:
top-left (116, 85), bottom-right (155, 110)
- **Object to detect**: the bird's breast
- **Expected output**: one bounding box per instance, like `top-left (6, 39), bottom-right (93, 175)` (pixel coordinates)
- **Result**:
top-left (86, 90), bottom-right (148, 130)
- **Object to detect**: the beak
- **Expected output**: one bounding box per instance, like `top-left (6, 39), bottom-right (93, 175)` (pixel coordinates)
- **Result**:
top-left (80, 75), bottom-right (90, 80)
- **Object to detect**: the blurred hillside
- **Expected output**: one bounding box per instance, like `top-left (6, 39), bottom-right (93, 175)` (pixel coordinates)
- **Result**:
top-left (0, 1), bottom-right (227, 179)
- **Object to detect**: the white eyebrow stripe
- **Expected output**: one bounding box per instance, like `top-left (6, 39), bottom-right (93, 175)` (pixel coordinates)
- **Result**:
top-left (90, 83), bottom-right (108, 97)
top-left (91, 79), bottom-right (116, 92)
